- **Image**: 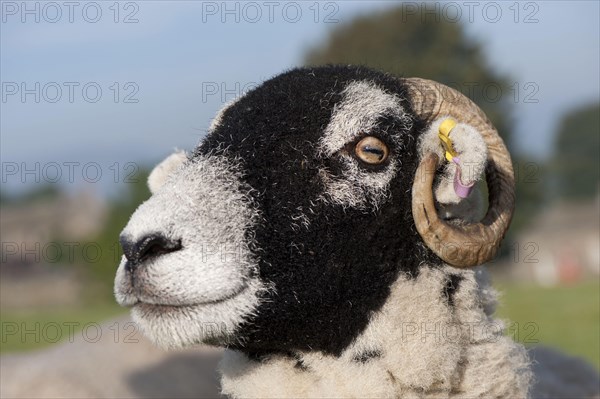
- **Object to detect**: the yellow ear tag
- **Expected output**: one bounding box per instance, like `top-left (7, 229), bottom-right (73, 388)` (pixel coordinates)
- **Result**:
top-left (438, 118), bottom-right (458, 162)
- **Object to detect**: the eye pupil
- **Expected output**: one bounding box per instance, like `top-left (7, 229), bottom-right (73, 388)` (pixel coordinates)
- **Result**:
top-left (362, 146), bottom-right (384, 159)
top-left (355, 136), bottom-right (389, 165)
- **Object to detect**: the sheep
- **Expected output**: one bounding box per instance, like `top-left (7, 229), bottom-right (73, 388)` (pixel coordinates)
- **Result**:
top-left (114, 65), bottom-right (599, 398)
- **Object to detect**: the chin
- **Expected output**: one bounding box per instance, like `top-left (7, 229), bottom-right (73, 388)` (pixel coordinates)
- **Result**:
top-left (128, 278), bottom-right (266, 349)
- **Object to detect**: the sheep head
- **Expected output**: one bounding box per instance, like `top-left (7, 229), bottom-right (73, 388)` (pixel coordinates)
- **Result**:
top-left (114, 66), bottom-right (514, 356)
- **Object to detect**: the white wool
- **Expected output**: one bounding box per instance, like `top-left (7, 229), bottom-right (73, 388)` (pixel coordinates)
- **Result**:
top-left (317, 81), bottom-right (411, 210)
top-left (147, 150), bottom-right (188, 194)
top-left (220, 266), bottom-right (533, 398)
top-left (115, 154), bottom-right (268, 349)
top-left (319, 81), bottom-right (411, 157)
top-left (418, 116), bottom-right (488, 206)
top-left (318, 155), bottom-right (398, 211)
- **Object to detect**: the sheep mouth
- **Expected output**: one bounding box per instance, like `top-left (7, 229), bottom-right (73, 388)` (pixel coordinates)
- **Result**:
top-left (129, 283), bottom-right (250, 310)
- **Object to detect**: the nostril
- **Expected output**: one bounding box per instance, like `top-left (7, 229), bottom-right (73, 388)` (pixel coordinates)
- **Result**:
top-left (139, 235), bottom-right (182, 263)
top-left (120, 233), bottom-right (182, 268)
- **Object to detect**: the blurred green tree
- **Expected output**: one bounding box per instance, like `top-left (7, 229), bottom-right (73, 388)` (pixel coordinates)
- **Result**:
top-left (550, 103), bottom-right (600, 200)
top-left (305, 5), bottom-right (514, 150)
top-left (0, 184), bottom-right (61, 205)
top-left (305, 5), bottom-right (543, 247)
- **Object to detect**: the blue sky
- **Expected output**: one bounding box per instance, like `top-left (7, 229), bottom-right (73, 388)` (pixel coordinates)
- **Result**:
top-left (1, 1), bottom-right (599, 195)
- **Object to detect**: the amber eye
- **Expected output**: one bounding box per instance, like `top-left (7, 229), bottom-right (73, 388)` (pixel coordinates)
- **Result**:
top-left (354, 136), bottom-right (389, 165)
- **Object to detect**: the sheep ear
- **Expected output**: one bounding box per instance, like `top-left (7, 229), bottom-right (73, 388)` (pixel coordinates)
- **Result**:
top-left (147, 150), bottom-right (187, 194)
top-left (418, 118), bottom-right (488, 222)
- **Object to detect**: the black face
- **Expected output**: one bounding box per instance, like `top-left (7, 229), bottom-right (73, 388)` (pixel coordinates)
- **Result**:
top-left (194, 66), bottom-right (440, 356)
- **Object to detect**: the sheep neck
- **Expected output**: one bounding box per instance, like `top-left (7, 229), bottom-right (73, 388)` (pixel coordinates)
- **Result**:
top-left (219, 266), bottom-right (532, 398)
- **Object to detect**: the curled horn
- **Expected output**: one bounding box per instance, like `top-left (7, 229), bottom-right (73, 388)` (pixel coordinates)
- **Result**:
top-left (406, 78), bottom-right (515, 268)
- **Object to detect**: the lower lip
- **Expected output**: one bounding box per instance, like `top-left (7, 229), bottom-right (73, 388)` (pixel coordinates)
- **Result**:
top-left (132, 284), bottom-right (249, 310)
top-left (135, 302), bottom-right (191, 313)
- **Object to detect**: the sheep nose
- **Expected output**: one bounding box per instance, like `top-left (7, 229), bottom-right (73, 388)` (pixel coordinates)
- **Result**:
top-left (120, 233), bottom-right (182, 271)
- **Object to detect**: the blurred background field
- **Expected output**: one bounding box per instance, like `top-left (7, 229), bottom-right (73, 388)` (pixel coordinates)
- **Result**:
top-left (1, 0), bottom-right (599, 385)
top-left (497, 280), bottom-right (600, 369)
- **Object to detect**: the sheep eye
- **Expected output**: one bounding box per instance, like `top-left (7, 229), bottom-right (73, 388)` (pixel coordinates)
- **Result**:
top-left (354, 136), bottom-right (389, 165)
